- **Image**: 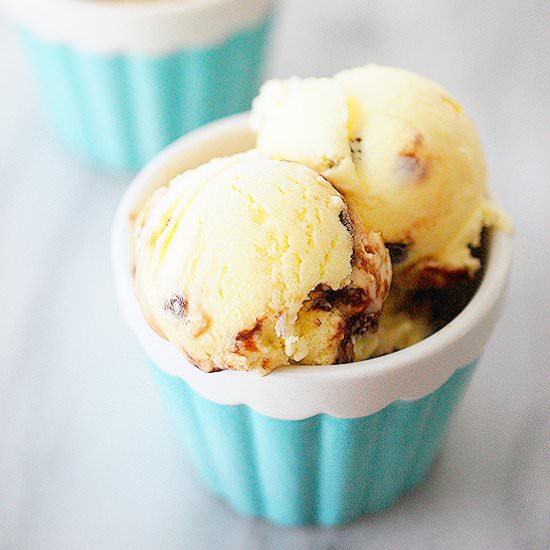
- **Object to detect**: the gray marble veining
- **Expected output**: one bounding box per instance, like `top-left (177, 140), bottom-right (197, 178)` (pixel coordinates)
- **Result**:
top-left (1, 1), bottom-right (549, 548)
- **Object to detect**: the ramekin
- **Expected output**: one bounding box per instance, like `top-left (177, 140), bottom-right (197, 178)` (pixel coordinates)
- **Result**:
top-left (3, 0), bottom-right (274, 171)
top-left (111, 114), bottom-right (513, 526)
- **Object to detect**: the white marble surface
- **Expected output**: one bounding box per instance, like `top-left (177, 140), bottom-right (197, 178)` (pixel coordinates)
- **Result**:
top-left (1, 1), bottom-right (549, 549)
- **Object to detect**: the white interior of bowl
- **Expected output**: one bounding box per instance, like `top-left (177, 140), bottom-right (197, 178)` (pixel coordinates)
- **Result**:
top-left (2, 0), bottom-right (273, 54)
top-left (111, 113), bottom-right (513, 419)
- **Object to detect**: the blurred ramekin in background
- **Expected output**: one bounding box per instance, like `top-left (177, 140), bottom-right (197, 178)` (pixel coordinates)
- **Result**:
top-left (2, 0), bottom-right (274, 171)
top-left (112, 114), bottom-right (512, 526)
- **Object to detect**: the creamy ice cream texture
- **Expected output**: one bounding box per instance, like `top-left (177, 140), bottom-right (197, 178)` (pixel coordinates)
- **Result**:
top-left (134, 151), bottom-right (391, 374)
top-left (252, 64), bottom-right (512, 288)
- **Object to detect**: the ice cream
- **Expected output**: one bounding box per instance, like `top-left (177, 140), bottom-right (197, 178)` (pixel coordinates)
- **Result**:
top-left (133, 151), bottom-right (391, 374)
top-left (252, 64), bottom-right (512, 288)
top-left (132, 65), bottom-right (512, 374)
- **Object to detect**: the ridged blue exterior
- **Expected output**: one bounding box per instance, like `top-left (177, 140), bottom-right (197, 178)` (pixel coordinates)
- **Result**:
top-left (16, 17), bottom-right (272, 172)
top-left (151, 360), bottom-right (478, 526)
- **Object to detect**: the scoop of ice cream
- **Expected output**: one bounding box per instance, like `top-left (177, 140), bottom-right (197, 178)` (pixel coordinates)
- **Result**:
top-left (133, 151), bottom-right (391, 374)
top-left (252, 64), bottom-right (512, 288)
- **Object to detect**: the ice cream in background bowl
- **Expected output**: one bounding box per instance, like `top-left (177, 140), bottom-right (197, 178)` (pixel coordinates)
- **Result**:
top-left (2, 0), bottom-right (275, 171)
top-left (112, 66), bottom-right (512, 525)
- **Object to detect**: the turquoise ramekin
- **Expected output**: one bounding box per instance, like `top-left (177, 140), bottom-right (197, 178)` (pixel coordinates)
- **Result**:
top-left (112, 115), bottom-right (513, 526)
top-left (151, 359), bottom-right (477, 526)
top-left (4, 0), bottom-right (274, 172)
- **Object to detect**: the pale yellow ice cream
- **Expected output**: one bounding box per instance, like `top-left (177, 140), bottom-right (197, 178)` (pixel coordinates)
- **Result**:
top-left (252, 64), bottom-right (512, 288)
top-left (133, 151), bottom-right (391, 374)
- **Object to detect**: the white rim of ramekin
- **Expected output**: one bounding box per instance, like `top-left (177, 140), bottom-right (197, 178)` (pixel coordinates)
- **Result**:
top-left (1, 0), bottom-right (274, 55)
top-left (112, 113), bottom-right (513, 419)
